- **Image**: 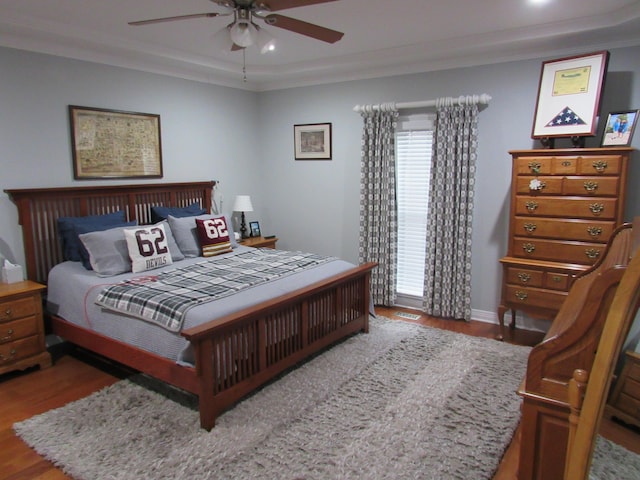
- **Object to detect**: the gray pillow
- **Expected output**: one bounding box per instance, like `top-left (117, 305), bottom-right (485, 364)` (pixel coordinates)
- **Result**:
top-left (80, 221), bottom-right (184, 277)
top-left (168, 214), bottom-right (237, 257)
top-left (79, 225), bottom-right (134, 277)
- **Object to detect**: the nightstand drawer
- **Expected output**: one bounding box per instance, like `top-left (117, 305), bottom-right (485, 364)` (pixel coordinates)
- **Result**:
top-left (616, 392), bottom-right (640, 418)
top-left (0, 335), bottom-right (41, 365)
top-left (0, 296), bottom-right (38, 322)
top-left (622, 377), bottom-right (640, 399)
top-left (0, 317), bottom-right (38, 344)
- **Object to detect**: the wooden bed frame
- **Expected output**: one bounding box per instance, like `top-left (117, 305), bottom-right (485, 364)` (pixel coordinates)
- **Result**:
top-left (6, 181), bottom-right (376, 430)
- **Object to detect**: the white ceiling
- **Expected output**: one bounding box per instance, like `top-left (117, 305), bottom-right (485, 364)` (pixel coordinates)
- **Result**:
top-left (1, 0), bottom-right (640, 91)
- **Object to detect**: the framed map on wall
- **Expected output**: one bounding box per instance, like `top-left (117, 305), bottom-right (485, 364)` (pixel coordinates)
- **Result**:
top-left (69, 105), bottom-right (163, 179)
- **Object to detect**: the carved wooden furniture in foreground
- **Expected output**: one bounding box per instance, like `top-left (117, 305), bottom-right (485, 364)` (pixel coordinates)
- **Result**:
top-left (517, 220), bottom-right (637, 480)
top-left (6, 182), bottom-right (375, 430)
top-left (564, 229), bottom-right (640, 479)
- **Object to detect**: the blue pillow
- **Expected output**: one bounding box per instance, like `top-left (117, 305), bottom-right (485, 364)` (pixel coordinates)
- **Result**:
top-left (58, 211), bottom-right (127, 262)
top-left (150, 202), bottom-right (206, 224)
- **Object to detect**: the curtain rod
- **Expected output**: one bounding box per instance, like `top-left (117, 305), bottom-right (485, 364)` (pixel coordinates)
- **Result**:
top-left (353, 93), bottom-right (492, 113)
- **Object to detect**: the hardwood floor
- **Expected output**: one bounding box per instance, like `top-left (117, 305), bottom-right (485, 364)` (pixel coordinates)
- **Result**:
top-left (0, 308), bottom-right (637, 479)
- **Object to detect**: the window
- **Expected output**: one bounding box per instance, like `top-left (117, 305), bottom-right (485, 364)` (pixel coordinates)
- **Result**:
top-left (395, 114), bottom-right (434, 305)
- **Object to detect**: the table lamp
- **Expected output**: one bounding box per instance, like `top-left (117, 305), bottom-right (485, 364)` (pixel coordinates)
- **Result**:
top-left (233, 195), bottom-right (254, 239)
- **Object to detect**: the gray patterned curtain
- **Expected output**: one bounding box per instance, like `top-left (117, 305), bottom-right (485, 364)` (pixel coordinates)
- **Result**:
top-left (422, 104), bottom-right (479, 320)
top-left (358, 105), bottom-right (399, 306)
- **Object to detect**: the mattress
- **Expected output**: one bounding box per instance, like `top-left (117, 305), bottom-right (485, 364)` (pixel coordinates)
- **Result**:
top-left (46, 245), bottom-right (358, 365)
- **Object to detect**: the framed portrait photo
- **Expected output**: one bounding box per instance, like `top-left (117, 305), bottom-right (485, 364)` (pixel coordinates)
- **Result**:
top-left (601, 110), bottom-right (639, 146)
top-left (531, 51), bottom-right (609, 139)
top-left (294, 123), bottom-right (332, 160)
top-left (249, 221), bottom-right (261, 237)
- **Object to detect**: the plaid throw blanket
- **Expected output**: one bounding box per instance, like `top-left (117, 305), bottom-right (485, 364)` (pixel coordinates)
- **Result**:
top-left (95, 249), bottom-right (336, 332)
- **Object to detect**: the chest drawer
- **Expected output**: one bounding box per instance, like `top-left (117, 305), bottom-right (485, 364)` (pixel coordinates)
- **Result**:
top-left (515, 196), bottom-right (617, 220)
top-left (506, 267), bottom-right (544, 287)
top-left (512, 237), bottom-right (604, 265)
top-left (505, 284), bottom-right (567, 311)
top-left (515, 177), bottom-right (619, 196)
top-left (0, 295), bottom-right (38, 323)
top-left (577, 155), bottom-right (622, 175)
top-left (513, 217), bottom-right (615, 243)
top-left (0, 316), bottom-right (38, 344)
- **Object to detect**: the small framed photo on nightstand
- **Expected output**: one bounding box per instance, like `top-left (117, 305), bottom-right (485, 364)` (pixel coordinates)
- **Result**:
top-left (249, 221), bottom-right (261, 237)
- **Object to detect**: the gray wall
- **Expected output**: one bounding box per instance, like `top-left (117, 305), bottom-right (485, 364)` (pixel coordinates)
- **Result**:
top-left (1, 45), bottom-right (639, 330)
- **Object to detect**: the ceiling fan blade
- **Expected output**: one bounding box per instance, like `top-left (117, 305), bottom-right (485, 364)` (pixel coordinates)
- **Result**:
top-left (129, 12), bottom-right (221, 26)
top-left (264, 14), bottom-right (343, 43)
top-left (259, 0), bottom-right (339, 12)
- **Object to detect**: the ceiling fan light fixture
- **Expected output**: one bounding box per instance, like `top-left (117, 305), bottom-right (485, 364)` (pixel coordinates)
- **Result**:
top-left (229, 20), bottom-right (257, 47)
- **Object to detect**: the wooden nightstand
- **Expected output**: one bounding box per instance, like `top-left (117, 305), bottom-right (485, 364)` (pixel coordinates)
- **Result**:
top-left (240, 236), bottom-right (278, 249)
top-left (0, 280), bottom-right (51, 375)
top-left (605, 350), bottom-right (640, 428)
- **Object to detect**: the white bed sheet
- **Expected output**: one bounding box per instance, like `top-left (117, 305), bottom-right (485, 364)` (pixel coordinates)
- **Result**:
top-left (46, 246), bottom-right (358, 365)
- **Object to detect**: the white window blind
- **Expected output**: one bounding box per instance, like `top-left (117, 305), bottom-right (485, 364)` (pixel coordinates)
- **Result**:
top-left (395, 117), bottom-right (433, 299)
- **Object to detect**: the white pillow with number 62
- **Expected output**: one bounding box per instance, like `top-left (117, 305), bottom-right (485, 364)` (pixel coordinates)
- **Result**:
top-left (124, 223), bottom-right (174, 273)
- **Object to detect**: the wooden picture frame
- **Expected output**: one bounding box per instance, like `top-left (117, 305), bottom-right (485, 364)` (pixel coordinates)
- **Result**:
top-left (69, 105), bottom-right (163, 179)
top-left (601, 110), bottom-right (639, 146)
top-left (294, 123), bottom-right (332, 160)
top-left (531, 51), bottom-right (609, 139)
top-left (249, 221), bottom-right (261, 237)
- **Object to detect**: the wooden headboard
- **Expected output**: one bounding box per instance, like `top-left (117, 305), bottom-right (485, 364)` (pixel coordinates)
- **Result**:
top-left (5, 181), bottom-right (214, 284)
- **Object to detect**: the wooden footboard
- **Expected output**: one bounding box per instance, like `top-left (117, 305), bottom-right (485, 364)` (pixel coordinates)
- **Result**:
top-left (185, 262), bottom-right (375, 429)
top-left (50, 262), bottom-right (374, 430)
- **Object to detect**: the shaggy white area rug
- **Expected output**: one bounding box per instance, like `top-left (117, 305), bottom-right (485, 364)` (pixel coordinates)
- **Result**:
top-left (15, 317), bottom-right (532, 479)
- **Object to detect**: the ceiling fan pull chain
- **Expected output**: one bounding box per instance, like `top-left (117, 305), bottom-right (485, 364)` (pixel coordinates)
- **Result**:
top-left (243, 48), bottom-right (247, 82)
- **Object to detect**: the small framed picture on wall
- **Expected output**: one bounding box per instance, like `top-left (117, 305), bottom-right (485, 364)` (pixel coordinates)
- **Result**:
top-left (249, 221), bottom-right (261, 237)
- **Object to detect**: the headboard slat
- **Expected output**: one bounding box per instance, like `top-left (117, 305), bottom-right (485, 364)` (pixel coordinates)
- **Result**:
top-left (5, 181), bottom-right (215, 284)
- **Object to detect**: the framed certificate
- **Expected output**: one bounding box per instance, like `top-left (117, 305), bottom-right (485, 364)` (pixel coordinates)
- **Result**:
top-left (531, 51), bottom-right (609, 139)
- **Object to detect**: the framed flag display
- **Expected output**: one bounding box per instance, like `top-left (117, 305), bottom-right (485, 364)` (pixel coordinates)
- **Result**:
top-left (531, 51), bottom-right (609, 139)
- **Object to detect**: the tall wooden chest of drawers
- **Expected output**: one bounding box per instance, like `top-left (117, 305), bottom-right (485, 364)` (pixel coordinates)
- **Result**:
top-left (498, 147), bottom-right (632, 334)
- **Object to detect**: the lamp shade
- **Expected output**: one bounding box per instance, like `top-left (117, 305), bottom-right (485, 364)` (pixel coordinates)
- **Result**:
top-left (233, 195), bottom-right (254, 212)
top-left (229, 20), bottom-right (257, 48)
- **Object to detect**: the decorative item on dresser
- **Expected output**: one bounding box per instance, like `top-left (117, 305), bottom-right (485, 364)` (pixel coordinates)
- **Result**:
top-left (0, 280), bottom-right (50, 375)
top-left (498, 147), bottom-right (634, 338)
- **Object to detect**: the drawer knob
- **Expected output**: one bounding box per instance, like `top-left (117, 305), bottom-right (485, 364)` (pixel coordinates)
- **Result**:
top-left (561, 160), bottom-right (572, 167)
top-left (551, 276), bottom-right (562, 283)
top-left (585, 248), bottom-right (601, 260)
top-left (587, 226), bottom-right (603, 238)
top-left (583, 181), bottom-right (598, 193)
top-left (515, 291), bottom-right (528, 301)
top-left (517, 272), bottom-right (532, 283)
top-left (522, 243), bottom-right (536, 254)
top-left (528, 162), bottom-right (541, 174)
top-left (592, 160), bottom-right (608, 173)
top-left (0, 348), bottom-right (17, 363)
top-left (525, 201), bottom-right (538, 213)
top-left (3, 308), bottom-right (12, 319)
top-left (0, 328), bottom-right (14, 343)
top-left (589, 203), bottom-right (605, 216)
top-left (523, 222), bottom-right (537, 233)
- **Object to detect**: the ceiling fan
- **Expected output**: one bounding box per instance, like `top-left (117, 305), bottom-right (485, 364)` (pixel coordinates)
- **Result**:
top-left (129, 0), bottom-right (344, 52)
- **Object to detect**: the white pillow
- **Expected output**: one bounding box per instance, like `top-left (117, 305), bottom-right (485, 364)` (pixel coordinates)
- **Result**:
top-left (124, 223), bottom-right (174, 273)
